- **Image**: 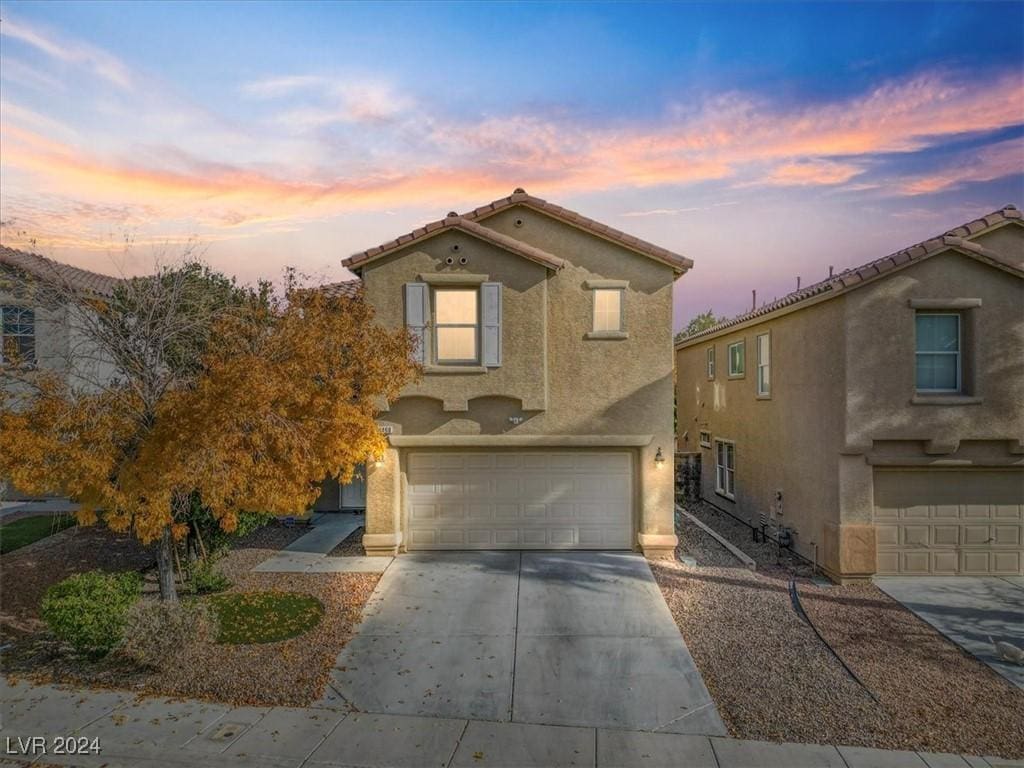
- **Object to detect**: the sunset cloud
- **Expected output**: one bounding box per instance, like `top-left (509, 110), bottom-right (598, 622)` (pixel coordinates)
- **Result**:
top-left (897, 136), bottom-right (1024, 195)
top-left (0, 16), bottom-right (134, 90)
top-left (758, 159), bottom-right (864, 187)
top-left (3, 67), bottom-right (1021, 237)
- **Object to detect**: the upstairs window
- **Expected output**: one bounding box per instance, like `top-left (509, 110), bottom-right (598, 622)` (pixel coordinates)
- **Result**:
top-left (593, 288), bottom-right (622, 332)
top-left (728, 340), bottom-right (745, 377)
top-left (1, 306), bottom-right (35, 366)
top-left (706, 347), bottom-right (715, 379)
top-left (756, 333), bottom-right (771, 397)
top-left (434, 288), bottom-right (478, 364)
top-left (915, 313), bottom-right (960, 392)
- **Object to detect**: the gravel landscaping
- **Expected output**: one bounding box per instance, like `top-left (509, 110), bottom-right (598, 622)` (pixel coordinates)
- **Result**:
top-left (650, 501), bottom-right (1024, 759)
top-left (327, 525), bottom-right (365, 557)
top-left (3, 523), bottom-right (380, 708)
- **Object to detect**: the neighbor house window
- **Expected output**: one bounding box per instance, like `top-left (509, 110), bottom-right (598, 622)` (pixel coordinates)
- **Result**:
top-left (593, 288), bottom-right (622, 332)
top-left (915, 313), bottom-right (960, 392)
top-left (756, 333), bottom-right (771, 396)
top-left (727, 340), bottom-right (745, 377)
top-left (706, 347), bottom-right (715, 379)
top-left (434, 288), bottom-right (478, 363)
top-left (699, 430), bottom-right (712, 448)
top-left (715, 439), bottom-right (735, 499)
top-left (1, 306), bottom-right (35, 366)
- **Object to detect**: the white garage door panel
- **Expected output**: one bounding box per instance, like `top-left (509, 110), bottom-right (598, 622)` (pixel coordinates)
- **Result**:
top-left (407, 451), bottom-right (632, 550)
top-left (873, 469), bottom-right (1024, 575)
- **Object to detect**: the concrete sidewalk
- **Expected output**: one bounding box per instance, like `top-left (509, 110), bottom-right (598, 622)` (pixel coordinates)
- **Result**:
top-left (1, 679), bottom-right (1021, 768)
top-left (251, 513), bottom-right (391, 574)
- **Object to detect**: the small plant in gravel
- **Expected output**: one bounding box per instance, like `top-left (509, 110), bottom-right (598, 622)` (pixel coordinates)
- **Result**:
top-left (187, 557), bottom-right (232, 595)
top-left (40, 571), bottom-right (142, 657)
top-left (118, 599), bottom-right (219, 669)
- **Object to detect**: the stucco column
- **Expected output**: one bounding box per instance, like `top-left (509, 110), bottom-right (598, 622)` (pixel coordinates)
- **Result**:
top-left (637, 437), bottom-right (678, 559)
top-left (362, 446), bottom-right (403, 556)
top-left (822, 455), bottom-right (876, 581)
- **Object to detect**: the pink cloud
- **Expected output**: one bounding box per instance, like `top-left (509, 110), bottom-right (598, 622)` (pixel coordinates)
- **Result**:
top-left (1, 67), bottom-right (1022, 258)
top-left (898, 136), bottom-right (1024, 195)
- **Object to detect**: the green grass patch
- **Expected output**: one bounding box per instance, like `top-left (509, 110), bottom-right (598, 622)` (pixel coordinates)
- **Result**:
top-left (0, 514), bottom-right (76, 554)
top-left (209, 591), bottom-right (323, 644)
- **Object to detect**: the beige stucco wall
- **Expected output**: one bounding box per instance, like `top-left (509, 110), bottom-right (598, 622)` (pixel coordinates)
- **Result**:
top-left (675, 297), bottom-right (847, 568)
top-left (844, 248), bottom-right (1024, 456)
top-left (676, 224), bottom-right (1024, 580)
top-left (358, 205), bottom-right (679, 554)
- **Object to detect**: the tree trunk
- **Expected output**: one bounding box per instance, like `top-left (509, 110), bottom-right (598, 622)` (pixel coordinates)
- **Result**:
top-left (156, 525), bottom-right (178, 602)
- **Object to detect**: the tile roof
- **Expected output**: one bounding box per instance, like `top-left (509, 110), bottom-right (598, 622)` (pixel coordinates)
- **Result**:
top-left (676, 204), bottom-right (1023, 347)
top-left (462, 189), bottom-right (693, 273)
top-left (318, 279), bottom-right (362, 299)
top-left (0, 245), bottom-right (121, 298)
top-left (343, 212), bottom-right (566, 272)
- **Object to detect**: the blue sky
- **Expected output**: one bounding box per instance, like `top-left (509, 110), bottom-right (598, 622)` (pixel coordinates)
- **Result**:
top-left (1, 1), bottom-right (1022, 327)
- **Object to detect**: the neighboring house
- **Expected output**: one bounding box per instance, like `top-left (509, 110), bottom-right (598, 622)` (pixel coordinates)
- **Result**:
top-left (1, 246), bottom-right (122, 500)
top-left (675, 206), bottom-right (1024, 582)
top-left (1, 246), bottom-right (120, 383)
top-left (342, 188), bottom-right (692, 557)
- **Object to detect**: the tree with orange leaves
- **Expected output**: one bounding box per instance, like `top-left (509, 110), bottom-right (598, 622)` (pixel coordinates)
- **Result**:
top-left (0, 262), bottom-right (417, 600)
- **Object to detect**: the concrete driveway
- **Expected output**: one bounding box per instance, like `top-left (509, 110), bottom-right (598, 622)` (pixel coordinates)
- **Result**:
top-left (875, 576), bottom-right (1024, 690)
top-left (320, 551), bottom-right (726, 735)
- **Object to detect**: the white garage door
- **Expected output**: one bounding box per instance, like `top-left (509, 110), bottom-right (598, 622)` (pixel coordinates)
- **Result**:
top-left (874, 469), bottom-right (1023, 575)
top-left (406, 451), bottom-right (632, 550)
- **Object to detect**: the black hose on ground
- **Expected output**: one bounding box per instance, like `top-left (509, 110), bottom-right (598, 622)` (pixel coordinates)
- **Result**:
top-left (788, 578), bottom-right (881, 704)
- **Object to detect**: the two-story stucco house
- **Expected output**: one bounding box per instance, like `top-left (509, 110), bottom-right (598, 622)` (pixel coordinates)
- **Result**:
top-left (340, 189), bottom-right (692, 558)
top-left (1, 247), bottom-right (121, 382)
top-left (675, 206), bottom-right (1024, 582)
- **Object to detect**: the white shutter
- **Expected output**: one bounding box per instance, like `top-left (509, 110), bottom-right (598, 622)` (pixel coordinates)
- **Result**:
top-left (405, 283), bottom-right (428, 363)
top-left (481, 282), bottom-right (502, 367)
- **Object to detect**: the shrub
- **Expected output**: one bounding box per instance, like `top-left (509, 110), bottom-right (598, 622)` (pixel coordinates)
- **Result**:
top-left (118, 599), bottom-right (219, 669)
top-left (40, 571), bottom-right (142, 657)
top-left (187, 557), bottom-right (231, 595)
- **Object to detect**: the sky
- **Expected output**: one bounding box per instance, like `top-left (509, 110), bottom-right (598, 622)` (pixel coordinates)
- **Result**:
top-left (1, 1), bottom-right (1022, 330)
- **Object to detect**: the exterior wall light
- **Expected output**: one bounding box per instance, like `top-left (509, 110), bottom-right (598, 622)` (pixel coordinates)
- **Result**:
top-left (655, 446), bottom-right (665, 468)
top-left (374, 455), bottom-right (385, 467)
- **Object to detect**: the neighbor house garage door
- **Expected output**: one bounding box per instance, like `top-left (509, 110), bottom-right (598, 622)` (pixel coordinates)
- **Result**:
top-left (874, 469), bottom-right (1023, 575)
top-left (406, 451), bottom-right (632, 550)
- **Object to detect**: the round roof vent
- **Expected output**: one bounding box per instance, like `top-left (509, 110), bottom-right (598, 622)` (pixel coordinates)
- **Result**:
top-left (513, 187), bottom-right (526, 194)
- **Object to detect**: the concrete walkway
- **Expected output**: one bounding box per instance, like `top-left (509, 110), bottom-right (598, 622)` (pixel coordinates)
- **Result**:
top-left (252, 513), bottom-right (391, 574)
top-left (875, 576), bottom-right (1024, 690)
top-left (318, 551), bottom-right (726, 735)
top-left (2, 678), bottom-right (1021, 768)
top-left (0, 499), bottom-right (79, 519)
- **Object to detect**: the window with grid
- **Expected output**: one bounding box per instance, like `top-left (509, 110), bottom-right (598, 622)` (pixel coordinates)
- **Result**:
top-left (434, 288), bottom-right (479, 363)
top-left (715, 439), bottom-right (735, 499)
top-left (915, 313), bottom-right (960, 392)
top-left (592, 288), bottom-right (622, 332)
top-left (1, 306), bottom-right (36, 366)
top-left (706, 347), bottom-right (715, 379)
